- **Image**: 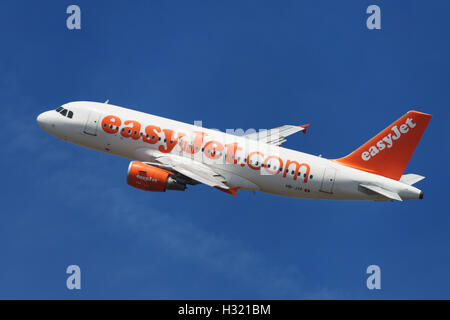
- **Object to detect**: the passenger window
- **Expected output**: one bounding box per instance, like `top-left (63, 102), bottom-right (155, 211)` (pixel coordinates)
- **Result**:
top-left (60, 109), bottom-right (67, 116)
top-left (67, 111), bottom-right (73, 118)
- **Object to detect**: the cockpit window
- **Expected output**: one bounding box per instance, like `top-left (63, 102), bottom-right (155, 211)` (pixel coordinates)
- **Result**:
top-left (55, 107), bottom-right (74, 119)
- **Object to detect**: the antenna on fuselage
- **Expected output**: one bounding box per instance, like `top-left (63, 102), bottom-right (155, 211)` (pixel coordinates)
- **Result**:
top-left (104, 99), bottom-right (109, 104)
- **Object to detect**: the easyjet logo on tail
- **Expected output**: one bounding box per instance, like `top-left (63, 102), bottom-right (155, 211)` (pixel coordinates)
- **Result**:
top-left (361, 118), bottom-right (416, 161)
top-left (334, 110), bottom-right (431, 181)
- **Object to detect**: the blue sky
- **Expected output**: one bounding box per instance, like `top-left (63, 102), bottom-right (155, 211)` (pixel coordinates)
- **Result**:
top-left (0, 0), bottom-right (449, 299)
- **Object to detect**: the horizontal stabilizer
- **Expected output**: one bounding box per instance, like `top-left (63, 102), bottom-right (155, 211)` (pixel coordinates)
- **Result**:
top-left (400, 174), bottom-right (425, 185)
top-left (360, 184), bottom-right (403, 201)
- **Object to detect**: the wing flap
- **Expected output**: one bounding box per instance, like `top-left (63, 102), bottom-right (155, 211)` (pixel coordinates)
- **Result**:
top-left (155, 154), bottom-right (230, 189)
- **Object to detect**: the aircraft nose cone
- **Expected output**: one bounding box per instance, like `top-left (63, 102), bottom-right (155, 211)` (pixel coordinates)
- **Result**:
top-left (37, 111), bottom-right (52, 129)
top-left (36, 113), bottom-right (45, 128)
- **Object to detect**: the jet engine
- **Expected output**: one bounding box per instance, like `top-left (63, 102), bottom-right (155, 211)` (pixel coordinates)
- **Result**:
top-left (127, 161), bottom-right (186, 192)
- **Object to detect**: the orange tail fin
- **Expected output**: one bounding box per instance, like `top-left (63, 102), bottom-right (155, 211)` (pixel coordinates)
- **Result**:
top-left (334, 110), bottom-right (431, 180)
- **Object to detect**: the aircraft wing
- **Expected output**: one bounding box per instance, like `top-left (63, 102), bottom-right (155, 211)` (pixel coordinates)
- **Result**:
top-left (243, 124), bottom-right (310, 146)
top-left (150, 154), bottom-right (230, 189)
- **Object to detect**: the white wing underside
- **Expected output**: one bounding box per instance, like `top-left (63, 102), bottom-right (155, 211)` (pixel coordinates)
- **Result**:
top-left (135, 148), bottom-right (230, 189)
top-left (154, 155), bottom-right (229, 188)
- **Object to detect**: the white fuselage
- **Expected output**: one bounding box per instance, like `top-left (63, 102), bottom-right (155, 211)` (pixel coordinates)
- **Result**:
top-left (37, 101), bottom-right (423, 201)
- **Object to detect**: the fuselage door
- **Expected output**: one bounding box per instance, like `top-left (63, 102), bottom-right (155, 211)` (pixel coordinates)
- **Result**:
top-left (320, 167), bottom-right (337, 194)
top-left (83, 111), bottom-right (101, 136)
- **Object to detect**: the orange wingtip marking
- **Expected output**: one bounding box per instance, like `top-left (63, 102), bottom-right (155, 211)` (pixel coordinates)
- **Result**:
top-left (215, 186), bottom-right (240, 197)
top-left (299, 123), bottom-right (310, 134)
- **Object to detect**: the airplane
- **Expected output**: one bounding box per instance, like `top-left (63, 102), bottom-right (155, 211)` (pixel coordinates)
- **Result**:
top-left (36, 101), bottom-right (431, 201)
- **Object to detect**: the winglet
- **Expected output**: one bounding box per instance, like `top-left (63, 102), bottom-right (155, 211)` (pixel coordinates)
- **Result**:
top-left (299, 123), bottom-right (311, 134)
top-left (215, 186), bottom-right (240, 197)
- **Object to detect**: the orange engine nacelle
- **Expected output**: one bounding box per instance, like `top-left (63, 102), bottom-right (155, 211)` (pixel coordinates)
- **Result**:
top-left (127, 161), bottom-right (186, 192)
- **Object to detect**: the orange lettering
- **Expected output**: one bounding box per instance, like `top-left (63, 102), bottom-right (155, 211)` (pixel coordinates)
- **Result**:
top-left (121, 120), bottom-right (141, 140)
top-left (101, 115), bottom-right (121, 134)
top-left (158, 129), bottom-right (184, 153)
top-left (180, 131), bottom-right (207, 154)
top-left (224, 142), bottom-right (241, 164)
top-left (142, 125), bottom-right (161, 144)
top-left (204, 140), bottom-right (224, 159)
top-left (283, 160), bottom-right (310, 182)
top-left (263, 155), bottom-right (283, 175)
top-left (247, 151), bottom-right (264, 170)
